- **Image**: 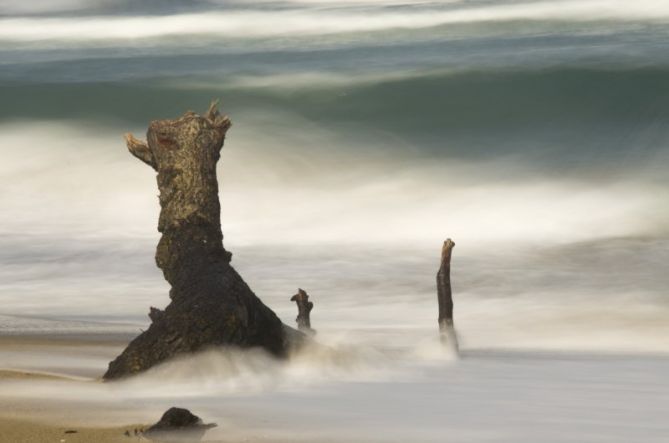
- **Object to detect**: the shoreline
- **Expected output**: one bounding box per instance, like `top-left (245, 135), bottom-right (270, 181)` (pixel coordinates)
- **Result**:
top-left (1, 334), bottom-right (668, 443)
top-left (0, 417), bottom-right (147, 443)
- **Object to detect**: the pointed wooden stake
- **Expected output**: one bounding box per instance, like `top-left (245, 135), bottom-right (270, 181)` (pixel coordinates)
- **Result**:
top-left (437, 239), bottom-right (459, 351)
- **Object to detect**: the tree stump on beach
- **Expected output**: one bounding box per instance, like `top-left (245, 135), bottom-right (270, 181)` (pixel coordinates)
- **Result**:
top-left (437, 239), bottom-right (458, 351)
top-left (290, 288), bottom-right (314, 334)
top-left (103, 102), bottom-right (301, 380)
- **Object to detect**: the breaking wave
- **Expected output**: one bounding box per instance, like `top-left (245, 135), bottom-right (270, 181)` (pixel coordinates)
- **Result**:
top-left (3, 0), bottom-right (669, 42)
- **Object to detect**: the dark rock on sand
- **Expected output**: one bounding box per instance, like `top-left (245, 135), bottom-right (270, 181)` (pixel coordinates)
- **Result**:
top-left (144, 407), bottom-right (216, 442)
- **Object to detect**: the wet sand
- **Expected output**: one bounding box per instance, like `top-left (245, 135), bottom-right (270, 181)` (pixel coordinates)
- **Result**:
top-left (0, 337), bottom-right (145, 443)
top-left (0, 416), bottom-right (146, 443)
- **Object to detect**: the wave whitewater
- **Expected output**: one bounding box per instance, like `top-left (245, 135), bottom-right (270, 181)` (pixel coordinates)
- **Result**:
top-left (2, 0), bottom-right (669, 42)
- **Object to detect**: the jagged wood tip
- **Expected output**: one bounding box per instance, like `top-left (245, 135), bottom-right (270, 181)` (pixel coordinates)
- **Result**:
top-left (206, 99), bottom-right (220, 120)
top-left (205, 98), bottom-right (232, 130)
top-left (441, 238), bottom-right (455, 263)
top-left (124, 132), bottom-right (156, 170)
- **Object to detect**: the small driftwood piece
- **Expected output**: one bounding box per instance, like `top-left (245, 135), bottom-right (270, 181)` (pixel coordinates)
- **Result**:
top-left (290, 288), bottom-right (314, 334)
top-left (437, 239), bottom-right (458, 351)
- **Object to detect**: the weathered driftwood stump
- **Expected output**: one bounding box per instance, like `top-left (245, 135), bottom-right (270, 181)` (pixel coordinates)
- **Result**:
top-left (290, 288), bottom-right (314, 334)
top-left (103, 102), bottom-right (299, 380)
top-left (437, 239), bottom-right (459, 350)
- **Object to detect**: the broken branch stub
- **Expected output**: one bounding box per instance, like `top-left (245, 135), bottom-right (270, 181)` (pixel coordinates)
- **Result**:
top-left (290, 288), bottom-right (314, 334)
top-left (437, 239), bottom-right (459, 350)
top-left (103, 102), bottom-right (301, 380)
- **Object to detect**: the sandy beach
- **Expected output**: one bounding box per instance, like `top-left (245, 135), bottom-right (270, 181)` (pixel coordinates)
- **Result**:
top-left (0, 335), bottom-right (148, 443)
top-left (0, 416), bottom-right (145, 443)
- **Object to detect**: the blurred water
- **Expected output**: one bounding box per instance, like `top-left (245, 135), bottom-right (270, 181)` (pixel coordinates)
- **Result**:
top-left (1, 1), bottom-right (668, 441)
top-left (1, 345), bottom-right (668, 442)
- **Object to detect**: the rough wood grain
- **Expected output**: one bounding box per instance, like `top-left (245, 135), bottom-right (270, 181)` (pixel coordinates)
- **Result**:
top-left (437, 239), bottom-right (458, 350)
top-left (104, 103), bottom-right (299, 380)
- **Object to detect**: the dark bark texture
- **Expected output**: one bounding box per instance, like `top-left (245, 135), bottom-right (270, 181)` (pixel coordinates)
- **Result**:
top-left (290, 288), bottom-right (314, 333)
top-left (436, 238), bottom-right (458, 350)
top-left (103, 103), bottom-right (298, 380)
